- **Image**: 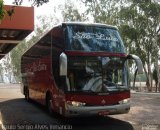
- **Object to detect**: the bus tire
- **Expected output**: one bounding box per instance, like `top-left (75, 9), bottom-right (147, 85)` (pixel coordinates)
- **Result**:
top-left (46, 94), bottom-right (54, 115)
top-left (25, 87), bottom-right (30, 101)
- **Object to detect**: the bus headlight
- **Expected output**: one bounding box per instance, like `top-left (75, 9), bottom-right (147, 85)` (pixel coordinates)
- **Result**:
top-left (66, 101), bottom-right (86, 107)
top-left (119, 98), bottom-right (130, 104)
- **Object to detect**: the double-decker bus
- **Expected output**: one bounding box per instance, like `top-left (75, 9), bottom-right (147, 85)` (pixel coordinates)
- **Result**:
top-left (21, 22), bottom-right (143, 117)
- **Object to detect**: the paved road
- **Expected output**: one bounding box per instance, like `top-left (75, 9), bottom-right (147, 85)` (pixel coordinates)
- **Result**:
top-left (0, 84), bottom-right (160, 130)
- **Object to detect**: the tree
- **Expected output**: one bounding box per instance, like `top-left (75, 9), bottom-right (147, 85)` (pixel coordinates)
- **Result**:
top-left (119, 0), bottom-right (160, 91)
top-left (0, 63), bottom-right (4, 82)
top-left (153, 68), bottom-right (159, 92)
top-left (1, 53), bottom-right (14, 83)
top-left (0, 0), bottom-right (6, 21)
top-left (62, 0), bottom-right (88, 21)
top-left (81, 0), bottom-right (120, 24)
top-left (12, 0), bottom-right (49, 6)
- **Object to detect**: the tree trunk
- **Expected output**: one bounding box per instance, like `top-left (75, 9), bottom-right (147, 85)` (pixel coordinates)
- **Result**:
top-left (147, 62), bottom-right (152, 92)
top-left (133, 69), bottom-right (138, 90)
top-left (0, 73), bottom-right (4, 82)
top-left (155, 82), bottom-right (158, 92)
top-left (143, 65), bottom-right (151, 91)
top-left (155, 60), bottom-right (159, 93)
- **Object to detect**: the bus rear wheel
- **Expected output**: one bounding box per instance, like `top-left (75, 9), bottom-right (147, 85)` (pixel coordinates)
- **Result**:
top-left (25, 87), bottom-right (30, 101)
top-left (46, 95), bottom-right (54, 115)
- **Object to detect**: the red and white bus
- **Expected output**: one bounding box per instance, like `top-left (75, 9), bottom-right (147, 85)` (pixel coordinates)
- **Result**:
top-left (21, 22), bottom-right (143, 117)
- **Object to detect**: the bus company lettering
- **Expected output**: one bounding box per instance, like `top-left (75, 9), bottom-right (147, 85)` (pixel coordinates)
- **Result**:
top-left (73, 32), bottom-right (118, 42)
top-left (25, 61), bottom-right (47, 73)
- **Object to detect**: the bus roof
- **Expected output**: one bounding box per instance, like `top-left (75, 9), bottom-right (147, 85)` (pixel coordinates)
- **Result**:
top-left (22, 22), bottom-right (118, 56)
top-left (62, 22), bottom-right (118, 30)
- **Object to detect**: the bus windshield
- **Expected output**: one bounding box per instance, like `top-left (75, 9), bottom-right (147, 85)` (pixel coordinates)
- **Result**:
top-left (67, 56), bottom-right (129, 93)
top-left (65, 25), bottom-right (126, 53)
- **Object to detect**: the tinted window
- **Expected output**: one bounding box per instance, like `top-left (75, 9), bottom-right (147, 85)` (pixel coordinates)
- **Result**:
top-left (51, 26), bottom-right (65, 89)
top-left (65, 25), bottom-right (126, 53)
top-left (51, 26), bottom-right (64, 49)
top-left (21, 33), bottom-right (51, 66)
top-left (67, 56), bottom-right (129, 92)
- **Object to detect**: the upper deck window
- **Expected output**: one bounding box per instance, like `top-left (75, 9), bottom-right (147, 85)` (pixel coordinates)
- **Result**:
top-left (65, 25), bottom-right (126, 53)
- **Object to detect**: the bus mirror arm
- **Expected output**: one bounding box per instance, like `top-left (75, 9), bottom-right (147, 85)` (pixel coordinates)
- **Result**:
top-left (127, 54), bottom-right (143, 74)
top-left (59, 52), bottom-right (67, 76)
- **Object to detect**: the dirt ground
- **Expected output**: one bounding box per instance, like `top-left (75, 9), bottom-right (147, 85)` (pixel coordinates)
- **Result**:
top-left (0, 84), bottom-right (160, 130)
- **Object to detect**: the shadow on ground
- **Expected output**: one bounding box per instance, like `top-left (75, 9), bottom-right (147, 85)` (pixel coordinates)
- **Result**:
top-left (0, 98), bottom-right (134, 130)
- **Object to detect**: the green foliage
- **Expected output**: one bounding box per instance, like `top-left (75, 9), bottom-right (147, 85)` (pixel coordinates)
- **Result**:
top-left (119, 1), bottom-right (160, 60)
top-left (13, 0), bottom-right (49, 6)
top-left (0, 0), bottom-right (6, 20)
top-left (119, 0), bottom-right (160, 90)
top-left (81, 0), bottom-right (119, 24)
top-left (0, 64), bottom-right (4, 82)
top-left (9, 40), bottom-right (28, 82)
top-left (62, 0), bottom-right (88, 21)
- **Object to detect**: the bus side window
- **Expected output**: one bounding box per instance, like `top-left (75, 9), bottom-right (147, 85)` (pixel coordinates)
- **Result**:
top-left (51, 26), bottom-right (65, 90)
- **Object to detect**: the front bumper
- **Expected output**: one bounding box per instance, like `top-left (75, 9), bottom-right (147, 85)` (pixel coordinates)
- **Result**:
top-left (65, 103), bottom-right (130, 117)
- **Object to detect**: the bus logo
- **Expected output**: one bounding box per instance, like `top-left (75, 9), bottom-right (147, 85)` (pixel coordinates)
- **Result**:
top-left (101, 99), bottom-right (106, 104)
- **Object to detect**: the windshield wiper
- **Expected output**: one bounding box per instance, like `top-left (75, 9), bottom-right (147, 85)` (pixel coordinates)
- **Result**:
top-left (81, 90), bottom-right (97, 93)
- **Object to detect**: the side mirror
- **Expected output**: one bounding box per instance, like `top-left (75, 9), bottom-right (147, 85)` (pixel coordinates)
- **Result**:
top-left (59, 52), bottom-right (67, 76)
top-left (127, 54), bottom-right (143, 74)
